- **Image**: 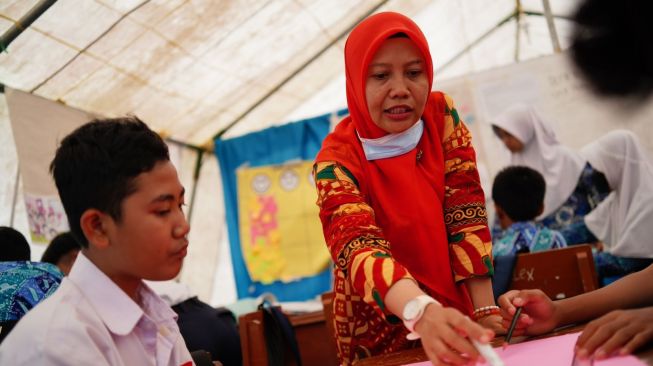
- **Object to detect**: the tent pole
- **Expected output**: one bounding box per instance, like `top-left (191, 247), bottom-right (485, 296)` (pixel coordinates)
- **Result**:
top-left (186, 150), bottom-right (204, 224)
top-left (0, 0), bottom-right (57, 51)
top-left (542, 0), bottom-right (561, 53)
top-left (514, 0), bottom-right (522, 62)
top-left (10, 165), bottom-right (20, 227)
top-left (438, 8), bottom-right (568, 74)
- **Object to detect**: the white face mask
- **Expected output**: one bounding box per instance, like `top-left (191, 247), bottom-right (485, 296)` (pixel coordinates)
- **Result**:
top-left (358, 120), bottom-right (424, 161)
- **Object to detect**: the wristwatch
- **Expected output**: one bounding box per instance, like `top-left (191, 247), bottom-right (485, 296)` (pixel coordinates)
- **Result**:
top-left (402, 295), bottom-right (441, 340)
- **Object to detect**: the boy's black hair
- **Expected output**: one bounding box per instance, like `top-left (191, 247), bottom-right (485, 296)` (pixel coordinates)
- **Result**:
top-left (492, 166), bottom-right (546, 222)
top-left (49, 116), bottom-right (169, 248)
top-left (41, 231), bottom-right (80, 265)
top-left (0, 226), bottom-right (31, 261)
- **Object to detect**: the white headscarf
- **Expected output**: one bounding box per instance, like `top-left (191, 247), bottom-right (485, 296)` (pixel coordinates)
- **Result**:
top-left (582, 130), bottom-right (653, 258)
top-left (492, 104), bottom-right (585, 218)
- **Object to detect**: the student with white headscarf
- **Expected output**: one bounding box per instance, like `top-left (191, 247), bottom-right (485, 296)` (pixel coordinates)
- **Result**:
top-left (491, 104), bottom-right (611, 245)
top-left (497, 0), bottom-right (653, 361)
top-left (582, 130), bottom-right (653, 277)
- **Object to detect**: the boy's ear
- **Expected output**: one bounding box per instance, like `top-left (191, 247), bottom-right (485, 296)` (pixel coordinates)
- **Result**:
top-left (79, 209), bottom-right (111, 249)
top-left (537, 203), bottom-right (544, 216)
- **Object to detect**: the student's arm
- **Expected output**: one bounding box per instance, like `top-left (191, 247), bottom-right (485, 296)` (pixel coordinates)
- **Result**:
top-left (557, 264), bottom-right (653, 324)
top-left (499, 264), bottom-right (653, 356)
top-left (439, 94), bottom-right (502, 333)
top-left (314, 161), bottom-right (493, 366)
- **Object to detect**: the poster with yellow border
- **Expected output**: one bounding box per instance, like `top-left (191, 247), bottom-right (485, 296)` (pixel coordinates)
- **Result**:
top-left (237, 161), bottom-right (330, 284)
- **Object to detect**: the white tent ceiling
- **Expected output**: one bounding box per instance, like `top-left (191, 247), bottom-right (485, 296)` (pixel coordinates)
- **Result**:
top-left (1, 0), bottom-right (580, 146)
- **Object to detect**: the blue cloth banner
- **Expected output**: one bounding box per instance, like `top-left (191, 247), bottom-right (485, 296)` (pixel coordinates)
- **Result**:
top-left (214, 109), bottom-right (347, 301)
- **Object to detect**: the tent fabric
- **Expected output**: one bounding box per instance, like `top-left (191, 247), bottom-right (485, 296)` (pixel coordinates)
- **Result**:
top-left (1, 0), bottom-right (581, 145)
top-left (214, 109), bottom-right (347, 300)
top-left (6, 88), bottom-right (96, 195)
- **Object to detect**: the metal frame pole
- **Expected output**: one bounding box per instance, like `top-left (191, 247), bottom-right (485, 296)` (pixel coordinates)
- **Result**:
top-left (542, 0), bottom-right (562, 53)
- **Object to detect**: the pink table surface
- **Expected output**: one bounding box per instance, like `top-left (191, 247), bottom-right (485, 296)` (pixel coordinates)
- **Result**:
top-left (404, 332), bottom-right (644, 366)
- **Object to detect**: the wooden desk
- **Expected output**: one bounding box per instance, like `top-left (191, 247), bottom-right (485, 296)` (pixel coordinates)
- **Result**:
top-left (354, 324), bottom-right (653, 365)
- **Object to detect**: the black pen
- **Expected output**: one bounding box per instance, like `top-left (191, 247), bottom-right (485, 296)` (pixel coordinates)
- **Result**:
top-left (504, 306), bottom-right (523, 345)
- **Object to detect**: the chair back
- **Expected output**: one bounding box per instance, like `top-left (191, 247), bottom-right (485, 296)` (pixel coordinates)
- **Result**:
top-left (239, 303), bottom-right (338, 366)
top-left (509, 244), bottom-right (599, 300)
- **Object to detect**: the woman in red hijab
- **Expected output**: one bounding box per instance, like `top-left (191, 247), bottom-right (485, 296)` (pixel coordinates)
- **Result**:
top-left (314, 12), bottom-right (502, 365)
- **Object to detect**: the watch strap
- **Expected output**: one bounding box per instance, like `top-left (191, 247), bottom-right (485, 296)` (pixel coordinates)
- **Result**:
top-left (402, 295), bottom-right (441, 340)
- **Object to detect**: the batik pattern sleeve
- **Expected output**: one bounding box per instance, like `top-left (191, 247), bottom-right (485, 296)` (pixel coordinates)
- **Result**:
top-left (441, 94), bottom-right (494, 282)
top-left (314, 161), bottom-right (413, 318)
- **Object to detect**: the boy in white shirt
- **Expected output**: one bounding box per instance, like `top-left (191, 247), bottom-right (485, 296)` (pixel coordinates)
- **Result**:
top-left (0, 117), bottom-right (195, 366)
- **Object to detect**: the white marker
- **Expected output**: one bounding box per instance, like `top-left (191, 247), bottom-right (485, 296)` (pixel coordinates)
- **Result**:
top-left (472, 339), bottom-right (505, 366)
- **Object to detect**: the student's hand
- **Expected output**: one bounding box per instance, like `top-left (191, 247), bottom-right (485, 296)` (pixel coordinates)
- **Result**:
top-left (497, 289), bottom-right (558, 336)
top-left (477, 314), bottom-right (506, 335)
top-left (415, 304), bottom-right (494, 365)
top-left (576, 307), bottom-right (653, 360)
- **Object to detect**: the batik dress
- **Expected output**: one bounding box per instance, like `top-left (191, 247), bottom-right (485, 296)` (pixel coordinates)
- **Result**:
top-left (314, 95), bottom-right (493, 364)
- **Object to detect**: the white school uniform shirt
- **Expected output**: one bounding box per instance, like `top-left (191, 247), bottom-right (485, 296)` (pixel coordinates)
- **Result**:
top-left (0, 253), bottom-right (195, 366)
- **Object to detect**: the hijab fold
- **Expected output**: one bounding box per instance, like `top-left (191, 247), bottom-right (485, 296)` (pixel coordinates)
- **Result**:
top-left (316, 12), bottom-right (472, 314)
top-left (492, 104), bottom-right (585, 218)
top-left (582, 130), bottom-right (653, 258)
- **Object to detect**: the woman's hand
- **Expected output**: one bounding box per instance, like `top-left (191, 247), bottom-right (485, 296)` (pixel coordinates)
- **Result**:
top-left (575, 307), bottom-right (653, 360)
top-left (497, 289), bottom-right (558, 336)
top-left (414, 304), bottom-right (494, 365)
top-left (477, 314), bottom-right (506, 335)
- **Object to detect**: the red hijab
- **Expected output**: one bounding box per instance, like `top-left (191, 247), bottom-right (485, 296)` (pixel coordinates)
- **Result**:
top-left (316, 12), bottom-right (472, 314)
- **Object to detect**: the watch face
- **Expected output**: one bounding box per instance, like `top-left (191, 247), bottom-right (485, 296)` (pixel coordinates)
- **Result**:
top-left (403, 299), bottom-right (420, 320)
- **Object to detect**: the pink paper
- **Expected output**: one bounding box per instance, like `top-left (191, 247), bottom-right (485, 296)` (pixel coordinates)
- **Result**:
top-left (404, 332), bottom-right (645, 366)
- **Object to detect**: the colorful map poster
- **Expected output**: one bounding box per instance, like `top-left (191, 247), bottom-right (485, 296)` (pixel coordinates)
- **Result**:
top-left (237, 160), bottom-right (330, 284)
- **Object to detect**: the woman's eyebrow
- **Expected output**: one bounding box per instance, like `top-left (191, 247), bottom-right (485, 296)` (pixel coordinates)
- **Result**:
top-left (405, 59), bottom-right (423, 66)
top-left (368, 62), bottom-right (390, 68)
top-left (368, 59), bottom-right (422, 69)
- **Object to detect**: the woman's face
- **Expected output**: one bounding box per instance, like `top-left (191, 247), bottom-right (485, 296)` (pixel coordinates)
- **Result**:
top-left (493, 126), bottom-right (524, 153)
top-left (365, 38), bottom-right (429, 134)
